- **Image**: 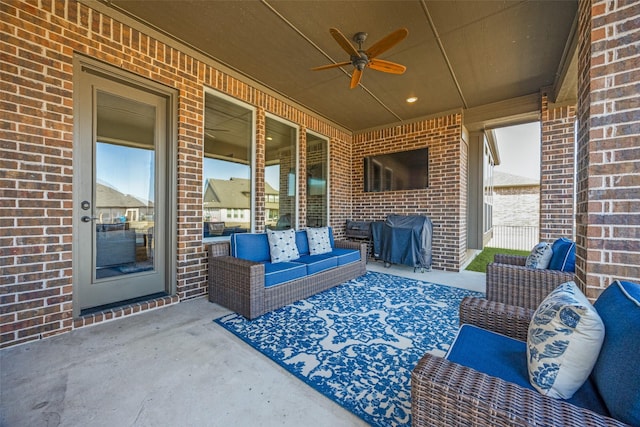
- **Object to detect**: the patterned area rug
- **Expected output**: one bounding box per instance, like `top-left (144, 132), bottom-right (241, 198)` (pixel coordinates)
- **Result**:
top-left (215, 271), bottom-right (483, 426)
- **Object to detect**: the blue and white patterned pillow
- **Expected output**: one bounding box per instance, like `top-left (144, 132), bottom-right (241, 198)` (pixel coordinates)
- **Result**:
top-left (306, 227), bottom-right (332, 255)
top-left (527, 281), bottom-right (605, 399)
top-left (525, 242), bottom-right (554, 269)
top-left (266, 229), bottom-right (300, 263)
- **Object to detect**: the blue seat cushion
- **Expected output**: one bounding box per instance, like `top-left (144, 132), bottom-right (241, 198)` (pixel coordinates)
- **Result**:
top-left (329, 248), bottom-right (360, 266)
top-left (447, 324), bottom-right (609, 417)
top-left (296, 254), bottom-right (338, 275)
top-left (263, 261), bottom-right (307, 287)
top-left (230, 233), bottom-right (270, 262)
top-left (592, 280), bottom-right (640, 426)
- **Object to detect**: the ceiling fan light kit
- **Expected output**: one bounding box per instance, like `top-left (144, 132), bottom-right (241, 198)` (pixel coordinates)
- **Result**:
top-left (312, 27), bottom-right (408, 89)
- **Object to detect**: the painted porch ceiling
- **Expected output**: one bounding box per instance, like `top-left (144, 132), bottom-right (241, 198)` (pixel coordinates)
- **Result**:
top-left (107, 0), bottom-right (578, 132)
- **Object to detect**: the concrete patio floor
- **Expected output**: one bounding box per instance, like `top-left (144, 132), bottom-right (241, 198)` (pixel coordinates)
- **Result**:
top-left (1, 264), bottom-right (485, 427)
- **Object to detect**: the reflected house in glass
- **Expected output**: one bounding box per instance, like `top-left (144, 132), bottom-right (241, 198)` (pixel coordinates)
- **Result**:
top-left (95, 182), bottom-right (154, 224)
top-left (94, 183), bottom-right (155, 274)
top-left (203, 177), bottom-right (279, 233)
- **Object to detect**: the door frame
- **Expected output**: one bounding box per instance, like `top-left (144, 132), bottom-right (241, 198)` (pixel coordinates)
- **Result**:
top-left (72, 55), bottom-right (177, 317)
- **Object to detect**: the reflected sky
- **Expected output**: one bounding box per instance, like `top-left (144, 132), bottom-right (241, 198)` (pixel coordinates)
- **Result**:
top-left (97, 142), bottom-right (154, 202)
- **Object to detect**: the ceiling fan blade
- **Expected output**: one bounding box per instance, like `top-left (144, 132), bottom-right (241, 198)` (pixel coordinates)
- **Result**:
top-left (365, 28), bottom-right (409, 59)
top-left (311, 61), bottom-right (352, 71)
top-left (350, 68), bottom-right (363, 89)
top-left (329, 28), bottom-right (360, 57)
top-left (368, 59), bottom-right (406, 75)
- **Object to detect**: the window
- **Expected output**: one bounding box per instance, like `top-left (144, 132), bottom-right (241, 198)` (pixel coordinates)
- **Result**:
top-left (203, 92), bottom-right (254, 238)
top-left (306, 132), bottom-right (328, 227)
top-left (265, 116), bottom-right (297, 230)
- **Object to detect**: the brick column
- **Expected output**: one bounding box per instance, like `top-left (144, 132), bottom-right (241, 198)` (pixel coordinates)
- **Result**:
top-left (575, 0), bottom-right (640, 298)
top-left (539, 92), bottom-right (577, 241)
top-left (254, 107), bottom-right (266, 232)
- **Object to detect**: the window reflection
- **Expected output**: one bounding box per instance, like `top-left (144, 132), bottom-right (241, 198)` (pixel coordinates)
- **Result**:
top-left (203, 93), bottom-right (253, 238)
top-left (95, 91), bottom-right (155, 278)
top-left (306, 133), bottom-right (328, 227)
top-left (265, 117), bottom-right (297, 230)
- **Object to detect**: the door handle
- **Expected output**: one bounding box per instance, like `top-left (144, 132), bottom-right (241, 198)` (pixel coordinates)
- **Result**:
top-left (81, 216), bottom-right (98, 222)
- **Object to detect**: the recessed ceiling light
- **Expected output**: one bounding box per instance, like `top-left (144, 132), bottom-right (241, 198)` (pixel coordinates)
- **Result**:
top-left (406, 97), bottom-right (418, 103)
top-left (266, 136), bottom-right (273, 141)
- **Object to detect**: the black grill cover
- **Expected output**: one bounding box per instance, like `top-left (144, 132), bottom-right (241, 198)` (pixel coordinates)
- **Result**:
top-left (371, 214), bottom-right (432, 270)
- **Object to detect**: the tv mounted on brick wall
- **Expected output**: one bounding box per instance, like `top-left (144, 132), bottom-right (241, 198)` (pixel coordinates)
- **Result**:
top-left (363, 148), bottom-right (429, 192)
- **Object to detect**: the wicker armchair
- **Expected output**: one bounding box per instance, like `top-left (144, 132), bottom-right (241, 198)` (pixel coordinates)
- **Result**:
top-left (486, 253), bottom-right (574, 310)
top-left (411, 297), bottom-right (630, 427)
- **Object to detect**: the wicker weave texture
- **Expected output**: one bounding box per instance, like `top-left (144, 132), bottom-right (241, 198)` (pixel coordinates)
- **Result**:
top-left (486, 255), bottom-right (574, 311)
top-left (206, 240), bottom-right (367, 319)
top-left (459, 297), bottom-right (533, 341)
top-left (411, 353), bottom-right (629, 427)
top-left (412, 297), bottom-right (631, 427)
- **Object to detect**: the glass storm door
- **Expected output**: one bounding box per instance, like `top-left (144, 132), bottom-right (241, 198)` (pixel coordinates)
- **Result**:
top-left (76, 71), bottom-right (168, 314)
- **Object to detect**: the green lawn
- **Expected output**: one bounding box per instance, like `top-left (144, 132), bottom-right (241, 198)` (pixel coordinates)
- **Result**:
top-left (465, 247), bottom-right (529, 273)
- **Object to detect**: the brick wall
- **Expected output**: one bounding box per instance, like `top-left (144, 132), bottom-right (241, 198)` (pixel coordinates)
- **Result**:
top-left (540, 92), bottom-right (577, 242)
top-left (576, 0), bottom-right (640, 299)
top-left (0, 0), bottom-right (351, 347)
top-left (352, 114), bottom-right (466, 271)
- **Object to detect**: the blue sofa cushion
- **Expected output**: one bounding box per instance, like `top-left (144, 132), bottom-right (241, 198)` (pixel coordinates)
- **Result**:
top-left (591, 280), bottom-right (640, 426)
top-left (230, 233), bottom-right (270, 262)
top-left (330, 248), bottom-right (361, 266)
top-left (295, 230), bottom-right (310, 255)
top-left (263, 261), bottom-right (307, 287)
top-left (447, 324), bottom-right (609, 416)
top-left (548, 237), bottom-right (576, 272)
top-left (296, 253), bottom-right (338, 275)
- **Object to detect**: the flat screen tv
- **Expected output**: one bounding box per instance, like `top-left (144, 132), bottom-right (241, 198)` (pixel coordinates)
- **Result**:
top-left (363, 148), bottom-right (429, 192)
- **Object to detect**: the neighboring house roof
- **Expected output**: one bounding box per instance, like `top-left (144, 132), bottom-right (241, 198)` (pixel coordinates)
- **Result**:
top-left (493, 171), bottom-right (539, 188)
top-left (96, 182), bottom-right (153, 208)
top-left (204, 177), bottom-right (279, 209)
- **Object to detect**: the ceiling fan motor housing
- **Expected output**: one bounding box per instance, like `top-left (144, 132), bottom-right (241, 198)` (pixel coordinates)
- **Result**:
top-left (352, 54), bottom-right (369, 70)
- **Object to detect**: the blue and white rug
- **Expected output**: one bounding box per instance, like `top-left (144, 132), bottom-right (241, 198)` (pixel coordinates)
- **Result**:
top-left (215, 271), bottom-right (483, 426)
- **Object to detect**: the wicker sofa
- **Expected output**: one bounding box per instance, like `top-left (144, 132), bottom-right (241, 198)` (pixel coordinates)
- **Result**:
top-left (207, 229), bottom-right (367, 319)
top-left (411, 280), bottom-right (640, 427)
top-left (486, 253), bottom-right (574, 310)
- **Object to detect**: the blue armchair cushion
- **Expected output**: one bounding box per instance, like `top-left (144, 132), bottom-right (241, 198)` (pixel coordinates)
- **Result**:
top-left (548, 237), bottom-right (576, 272)
top-left (591, 280), bottom-right (640, 426)
top-left (447, 324), bottom-right (609, 416)
top-left (527, 281), bottom-right (604, 399)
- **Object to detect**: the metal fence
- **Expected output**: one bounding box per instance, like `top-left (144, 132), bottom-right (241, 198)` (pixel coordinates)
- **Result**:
top-left (488, 225), bottom-right (539, 251)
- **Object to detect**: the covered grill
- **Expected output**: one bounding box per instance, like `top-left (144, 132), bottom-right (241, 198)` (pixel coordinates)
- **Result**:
top-left (371, 214), bottom-right (433, 272)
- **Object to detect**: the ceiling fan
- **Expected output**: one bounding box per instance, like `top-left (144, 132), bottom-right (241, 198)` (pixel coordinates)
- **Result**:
top-left (312, 27), bottom-right (408, 89)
